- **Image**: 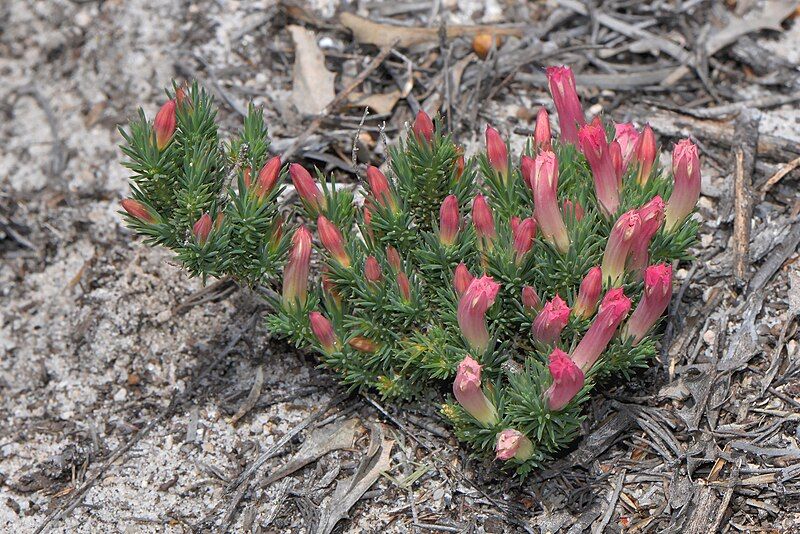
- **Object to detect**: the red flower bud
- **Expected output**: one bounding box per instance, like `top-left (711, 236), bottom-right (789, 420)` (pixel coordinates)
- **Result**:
top-left (610, 140), bottom-right (624, 181)
top-left (290, 164), bottom-right (326, 214)
top-left (531, 151), bottom-right (570, 253)
top-left (454, 263), bottom-right (474, 297)
top-left (412, 110), bottom-right (434, 143)
top-left (386, 246), bottom-right (402, 272)
top-left (396, 271), bottom-right (412, 301)
top-left (579, 121), bottom-right (619, 217)
top-left (457, 275), bottom-right (500, 353)
top-left (544, 348), bottom-right (585, 411)
top-left (546, 65), bottom-right (585, 144)
top-left (623, 264), bottom-right (672, 345)
top-left (485, 125), bottom-right (508, 175)
top-left (628, 195), bottom-right (665, 274)
top-left (512, 217), bottom-right (536, 263)
top-left (495, 429), bottom-right (534, 461)
top-left (349, 336), bottom-right (380, 353)
top-left (192, 212), bottom-right (212, 244)
top-left (665, 139), bottom-right (701, 231)
top-left (562, 199), bottom-right (584, 222)
top-left (282, 226), bottom-right (312, 310)
top-left (531, 295), bottom-right (570, 345)
top-left (366, 165), bottom-right (396, 212)
top-left (521, 285), bottom-right (541, 311)
top-left (154, 99), bottom-right (177, 150)
top-left (614, 123), bottom-right (640, 172)
top-left (571, 288), bottom-right (631, 371)
top-left (472, 195), bottom-right (496, 246)
top-left (310, 312), bottom-right (339, 354)
top-left (602, 209), bottom-right (641, 286)
top-left (175, 85), bottom-right (188, 107)
top-left (121, 199), bottom-right (156, 223)
top-left (453, 355), bottom-right (498, 426)
top-left (439, 194), bottom-right (460, 247)
top-left (521, 155), bottom-right (535, 193)
top-left (573, 266), bottom-right (602, 320)
top-left (364, 256), bottom-right (382, 283)
top-left (317, 216), bottom-right (350, 267)
top-left (256, 156), bottom-right (281, 199)
top-left (633, 124), bottom-right (657, 185)
top-left (533, 107), bottom-right (552, 152)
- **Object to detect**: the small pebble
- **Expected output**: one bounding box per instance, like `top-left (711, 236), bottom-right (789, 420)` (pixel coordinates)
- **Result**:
top-left (113, 388), bottom-right (127, 402)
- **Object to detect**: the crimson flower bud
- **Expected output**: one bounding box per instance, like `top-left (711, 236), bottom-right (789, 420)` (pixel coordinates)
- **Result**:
top-left (573, 266), bottom-right (602, 319)
top-left (634, 124), bottom-right (657, 185)
top-left (562, 199), bottom-right (584, 222)
top-left (121, 199), bottom-right (157, 223)
top-left (192, 212), bottom-right (212, 244)
top-left (154, 99), bottom-right (177, 150)
top-left (457, 275), bottom-right (500, 353)
top-left (366, 165), bottom-right (396, 212)
top-left (602, 209), bottom-right (641, 286)
top-left (386, 246), bottom-right (402, 272)
top-left (628, 196), bottom-right (665, 273)
top-left (531, 295), bottom-right (570, 345)
top-left (282, 226), bottom-right (312, 310)
top-left (290, 163), bottom-right (326, 214)
top-left (452, 356), bottom-right (498, 426)
top-left (472, 195), bottom-right (496, 246)
top-left (623, 264), bottom-right (672, 345)
top-left (364, 256), bottom-right (382, 283)
top-left (544, 348), bottom-right (585, 411)
top-left (256, 156), bottom-right (281, 199)
top-left (531, 151), bottom-right (569, 253)
top-left (349, 336), bottom-right (380, 353)
top-left (579, 121), bottom-right (619, 217)
top-left (521, 155), bottom-right (535, 193)
top-left (521, 285), bottom-right (541, 312)
top-left (310, 312), bottom-right (339, 354)
top-left (614, 123), bottom-right (639, 172)
top-left (512, 217), bottom-right (536, 263)
top-left (546, 65), bottom-right (585, 144)
top-left (665, 139), bottom-right (701, 231)
top-left (317, 216), bottom-right (350, 267)
top-left (571, 288), bottom-right (631, 371)
top-left (533, 107), bottom-right (552, 152)
top-left (439, 194), bottom-right (460, 247)
top-left (495, 429), bottom-right (534, 461)
top-left (396, 271), bottom-right (412, 301)
top-left (412, 110), bottom-right (434, 143)
top-left (453, 263), bottom-right (474, 297)
top-left (485, 125), bottom-right (508, 175)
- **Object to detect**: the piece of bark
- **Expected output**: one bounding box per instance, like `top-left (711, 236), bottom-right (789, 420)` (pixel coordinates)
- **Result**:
top-left (732, 108), bottom-right (760, 282)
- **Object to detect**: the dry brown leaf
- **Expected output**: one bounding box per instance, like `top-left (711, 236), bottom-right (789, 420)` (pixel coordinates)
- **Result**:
top-left (340, 12), bottom-right (523, 48)
top-left (288, 25), bottom-right (335, 115)
top-left (348, 90), bottom-right (402, 115)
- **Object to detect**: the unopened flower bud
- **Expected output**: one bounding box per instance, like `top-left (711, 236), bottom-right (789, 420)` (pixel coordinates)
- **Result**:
top-left (533, 107), bottom-right (552, 152)
top-left (154, 99), bottom-right (177, 150)
top-left (310, 312), bottom-right (339, 354)
top-left (192, 212), bottom-right (212, 244)
top-left (579, 121), bottom-right (619, 217)
top-left (282, 226), bottom-right (312, 310)
top-left (628, 195), bottom-right (665, 273)
top-left (531, 151), bottom-right (570, 253)
top-left (121, 199), bottom-right (157, 223)
top-left (455, 151), bottom-right (465, 181)
top-left (665, 139), bottom-right (701, 231)
top-left (573, 266), bottom-right (602, 319)
top-left (623, 264), bottom-right (672, 345)
top-left (256, 156), bottom-right (281, 199)
top-left (349, 336), bottom-right (380, 353)
top-left (633, 124), bottom-right (657, 185)
top-left (614, 123), bottom-right (639, 172)
top-left (521, 285), bottom-right (541, 312)
top-left (457, 275), bottom-right (500, 353)
top-left (544, 348), bottom-right (585, 411)
top-left (546, 65), bottom-right (585, 144)
top-left (512, 217), bottom-right (536, 263)
top-left (472, 195), bottom-right (496, 246)
top-left (290, 164), bottom-right (326, 214)
top-left (610, 140), bottom-right (623, 181)
top-left (454, 263), bottom-right (474, 297)
top-left (366, 165), bottom-right (397, 212)
top-left (453, 356), bottom-right (498, 426)
top-left (495, 429), bottom-right (534, 461)
top-left (386, 246), bottom-right (402, 272)
top-left (412, 110), bottom-right (434, 143)
top-left (364, 256), bottom-right (382, 283)
top-left (602, 209), bottom-right (641, 286)
top-left (439, 195), bottom-right (460, 247)
top-left (521, 155), bottom-right (535, 193)
top-left (485, 125), bottom-right (508, 175)
top-left (531, 295), bottom-right (570, 345)
top-left (317, 216), bottom-right (350, 267)
top-left (571, 288), bottom-right (631, 371)
top-left (396, 271), bottom-right (412, 301)
top-left (562, 199), bottom-right (584, 222)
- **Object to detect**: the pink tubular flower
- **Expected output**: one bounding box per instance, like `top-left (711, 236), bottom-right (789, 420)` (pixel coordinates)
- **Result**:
top-left (454, 263), bottom-right (474, 297)
top-left (533, 107), bottom-right (552, 152)
top-left (396, 271), bottom-right (412, 301)
top-left (573, 266), bottom-right (602, 319)
top-left (495, 429), bottom-right (534, 461)
top-left (521, 155), bottom-right (535, 193)
top-left (485, 125), bottom-right (508, 175)
top-left (665, 139), bottom-right (701, 231)
top-left (512, 217), bottom-right (536, 263)
top-left (457, 275), bottom-right (500, 353)
top-left (546, 65), bottom-right (585, 144)
top-left (614, 123), bottom-right (640, 171)
top-left (453, 356), bottom-right (498, 426)
top-left (531, 295), bottom-right (570, 345)
top-left (610, 140), bottom-right (623, 181)
top-left (579, 121), bottom-right (619, 217)
top-left (521, 285), bottom-right (541, 312)
top-left (531, 151), bottom-right (570, 253)
top-left (154, 99), bottom-right (177, 150)
top-left (562, 199), bottom-right (584, 222)
top-left (121, 199), bottom-right (156, 223)
top-left (571, 288), bottom-right (632, 371)
top-left (633, 125), bottom-right (657, 185)
top-left (472, 195), bottom-right (496, 246)
top-left (544, 348), bottom-right (585, 411)
top-left (192, 212), bottom-right (212, 244)
top-left (439, 195), bottom-right (460, 247)
top-left (310, 312), bottom-right (339, 354)
top-left (366, 165), bottom-right (396, 212)
top-left (317, 216), bottom-right (350, 267)
top-left (290, 164), bottom-right (326, 214)
top-left (412, 110), bottom-right (434, 143)
top-left (256, 156), bottom-right (281, 199)
top-left (386, 246), bottom-right (402, 272)
top-left (364, 256), bottom-right (382, 283)
top-left (282, 226), bottom-right (312, 310)
top-left (623, 264), bottom-right (673, 345)
top-left (628, 196), bottom-right (665, 273)
top-left (602, 209), bottom-right (641, 286)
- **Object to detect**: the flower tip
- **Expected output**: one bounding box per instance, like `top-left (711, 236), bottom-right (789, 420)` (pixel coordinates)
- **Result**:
top-left (412, 110), bottom-right (434, 142)
top-left (192, 212), bottom-right (212, 243)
